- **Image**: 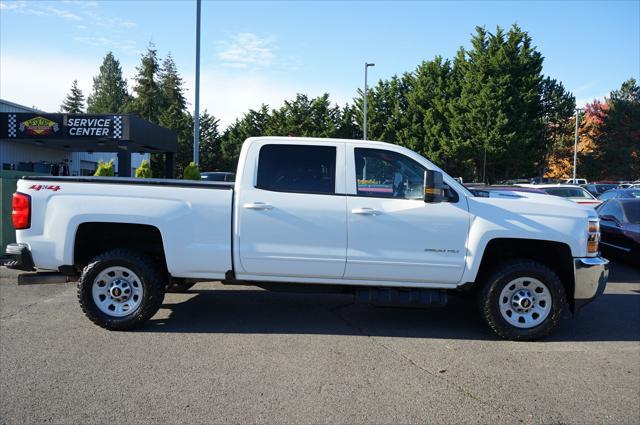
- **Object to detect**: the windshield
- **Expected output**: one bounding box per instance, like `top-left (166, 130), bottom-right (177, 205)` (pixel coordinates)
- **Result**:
top-left (543, 187), bottom-right (593, 199)
top-left (623, 202), bottom-right (640, 224)
top-left (596, 184), bottom-right (617, 193)
top-left (623, 190), bottom-right (640, 199)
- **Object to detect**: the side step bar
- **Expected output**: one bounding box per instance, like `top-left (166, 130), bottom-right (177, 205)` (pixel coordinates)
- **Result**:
top-left (356, 287), bottom-right (448, 308)
top-left (17, 272), bottom-right (71, 286)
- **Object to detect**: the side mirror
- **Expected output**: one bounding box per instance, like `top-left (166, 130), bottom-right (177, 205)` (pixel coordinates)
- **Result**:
top-left (424, 170), bottom-right (445, 203)
top-left (600, 214), bottom-right (620, 226)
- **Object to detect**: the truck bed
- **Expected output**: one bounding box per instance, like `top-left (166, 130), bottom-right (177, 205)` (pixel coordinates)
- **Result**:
top-left (15, 176), bottom-right (234, 279)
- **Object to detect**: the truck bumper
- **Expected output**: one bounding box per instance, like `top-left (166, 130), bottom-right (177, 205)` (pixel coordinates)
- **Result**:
top-left (4, 243), bottom-right (35, 271)
top-left (573, 256), bottom-right (609, 315)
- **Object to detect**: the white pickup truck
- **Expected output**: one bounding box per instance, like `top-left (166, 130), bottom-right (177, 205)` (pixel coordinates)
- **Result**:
top-left (6, 137), bottom-right (608, 340)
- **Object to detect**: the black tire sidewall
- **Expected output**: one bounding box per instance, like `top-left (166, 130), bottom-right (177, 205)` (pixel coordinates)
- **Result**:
top-left (481, 261), bottom-right (566, 341)
top-left (78, 251), bottom-right (164, 330)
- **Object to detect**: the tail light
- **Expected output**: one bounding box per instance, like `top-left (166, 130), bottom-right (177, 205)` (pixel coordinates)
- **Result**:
top-left (12, 193), bottom-right (31, 230)
top-left (587, 219), bottom-right (600, 255)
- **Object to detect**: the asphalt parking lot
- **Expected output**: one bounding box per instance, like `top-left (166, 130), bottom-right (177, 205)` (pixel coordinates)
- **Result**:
top-left (1, 262), bottom-right (638, 424)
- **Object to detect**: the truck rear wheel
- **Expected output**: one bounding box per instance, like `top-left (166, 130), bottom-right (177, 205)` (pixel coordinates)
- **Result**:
top-left (78, 249), bottom-right (165, 330)
top-left (478, 260), bottom-right (566, 341)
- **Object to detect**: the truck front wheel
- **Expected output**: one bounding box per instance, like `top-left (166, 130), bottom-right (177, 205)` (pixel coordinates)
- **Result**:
top-left (478, 260), bottom-right (566, 341)
top-left (78, 249), bottom-right (165, 330)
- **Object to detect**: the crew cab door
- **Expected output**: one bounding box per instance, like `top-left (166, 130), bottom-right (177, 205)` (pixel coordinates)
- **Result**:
top-left (344, 146), bottom-right (470, 284)
top-left (235, 141), bottom-right (347, 279)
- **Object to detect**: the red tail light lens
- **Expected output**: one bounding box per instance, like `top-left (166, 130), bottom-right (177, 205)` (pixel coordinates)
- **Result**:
top-left (12, 193), bottom-right (31, 230)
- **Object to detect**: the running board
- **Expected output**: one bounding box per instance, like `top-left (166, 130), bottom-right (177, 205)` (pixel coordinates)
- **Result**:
top-left (17, 272), bottom-right (71, 285)
top-left (355, 287), bottom-right (448, 308)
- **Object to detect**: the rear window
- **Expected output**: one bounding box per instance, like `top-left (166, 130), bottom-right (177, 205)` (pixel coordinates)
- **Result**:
top-left (256, 144), bottom-right (336, 194)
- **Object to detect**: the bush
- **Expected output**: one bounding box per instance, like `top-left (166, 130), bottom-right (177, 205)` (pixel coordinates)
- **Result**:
top-left (183, 162), bottom-right (201, 180)
top-left (135, 159), bottom-right (152, 178)
top-left (94, 159), bottom-right (115, 176)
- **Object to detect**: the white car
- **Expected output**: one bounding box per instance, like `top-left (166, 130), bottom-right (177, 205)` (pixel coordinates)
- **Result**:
top-left (5, 137), bottom-right (608, 341)
top-left (520, 184), bottom-right (601, 207)
top-left (563, 178), bottom-right (588, 185)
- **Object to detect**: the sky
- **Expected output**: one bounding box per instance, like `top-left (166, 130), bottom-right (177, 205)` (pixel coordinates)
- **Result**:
top-left (1, 0), bottom-right (639, 128)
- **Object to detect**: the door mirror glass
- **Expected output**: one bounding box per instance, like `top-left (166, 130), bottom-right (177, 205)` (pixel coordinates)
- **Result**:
top-left (424, 170), bottom-right (445, 203)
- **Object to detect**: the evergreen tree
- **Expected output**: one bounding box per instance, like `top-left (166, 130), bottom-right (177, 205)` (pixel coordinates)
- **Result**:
top-left (221, 105), bottom-right (271, 169)
top-left (157, 53), bottom-right (192, 177)
top-left (129, 44), bottom-right (162, 123)
top-left (354, 74), bottom-right (412, 144)
top-left (335, 104), bottom-right (362, 139)
top-left (404, 58), bottom-right (457, 169)
top-left (198, 110), bottom-right (223, 171)
top-left (87, 52), bottom-right (130, 113)
top-left (60, 79), bottom-right (85, 113)
top-left (267, 93), bottom-right (340, 137)
top-left (449, 25), bottom-right (545, 182)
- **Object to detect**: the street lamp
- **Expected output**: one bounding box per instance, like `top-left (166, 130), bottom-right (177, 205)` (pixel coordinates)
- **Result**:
top-left (193, 0), bottom-right (202, 166)
top-left (573, 107), bottom-right (583, 182)
top-left (363, 62), bottom-right (375, 140)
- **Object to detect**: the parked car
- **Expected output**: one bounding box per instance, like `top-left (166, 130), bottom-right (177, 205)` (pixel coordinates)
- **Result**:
top-left (582, 183), bottom-right (619, 197)
top-left (201, 171), bottom-right (235, 182)
top-left (528, 184), bottom-right (601, 207)
top-left (564, 178), bottom-right (588, 185)
top-left (596, 199), bottom-right (640, 264)
top-left (5, 137), bottom-right (608, 341)
top-left (466, 185), bottom-right (545, 197)
top-left (597, 188), bottom-right (640, 201)
top-left (529, 177), bottom-right (555, 184)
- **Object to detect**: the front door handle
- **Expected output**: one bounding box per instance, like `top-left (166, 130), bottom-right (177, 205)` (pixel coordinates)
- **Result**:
top-left (351, 207), bottom-right (381, 215)
top-left (243, 202), bottom-right (273, 210)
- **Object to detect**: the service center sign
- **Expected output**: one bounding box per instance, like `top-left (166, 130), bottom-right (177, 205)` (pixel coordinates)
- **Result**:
top-left (2, 113), bottom-right (124, 140)
top-left (67, 115), bottom-right (121, 138)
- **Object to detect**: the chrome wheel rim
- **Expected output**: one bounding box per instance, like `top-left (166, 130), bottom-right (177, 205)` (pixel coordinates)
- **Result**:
top-left (499, 277), bottom-right (552, 329)
top-left (92, 266), bottom-right (144, 317)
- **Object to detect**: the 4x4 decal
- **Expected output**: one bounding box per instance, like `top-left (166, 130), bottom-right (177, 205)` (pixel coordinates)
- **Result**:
top-left (28, 184), bottom-right (61, 192)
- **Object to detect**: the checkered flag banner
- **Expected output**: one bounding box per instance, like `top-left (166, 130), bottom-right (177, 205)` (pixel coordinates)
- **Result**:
top-left (7, 114), bottom-right (16, 138)
top-left (113, 115), bottom-right (122, 139)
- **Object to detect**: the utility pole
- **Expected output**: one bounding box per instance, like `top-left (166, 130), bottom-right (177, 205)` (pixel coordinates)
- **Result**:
top-left (573, 108), bottom-right (582, 182)
top-left (363, 62), bottom-right (375, 140)
top-left (193, 0), bottom-right (201, 165)
top-left (482, 145), bottom-right (487, 184)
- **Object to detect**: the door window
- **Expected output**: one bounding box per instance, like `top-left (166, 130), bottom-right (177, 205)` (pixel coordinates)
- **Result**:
top-left (354, 148), bottom-right (427, 200)
top-left (257, 144), bottom-right (336, 194)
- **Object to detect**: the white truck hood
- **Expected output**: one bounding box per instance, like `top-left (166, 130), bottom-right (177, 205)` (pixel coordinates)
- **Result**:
top-left (466, 191), bottom-right (596, 258)
top-left (470, 190), bottom-right (597, 219)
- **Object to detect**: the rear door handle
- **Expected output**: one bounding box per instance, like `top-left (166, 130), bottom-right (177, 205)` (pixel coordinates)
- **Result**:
top-left (243, 202), bottom-right (273, 210)
top-left (351, 207), bottom-right (381, 215)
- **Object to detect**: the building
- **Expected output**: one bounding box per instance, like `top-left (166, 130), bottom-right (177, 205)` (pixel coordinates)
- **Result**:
top-left (0, 98), bottom-right (177, 249)
top-left (1, 99), bottom-right (151, 176)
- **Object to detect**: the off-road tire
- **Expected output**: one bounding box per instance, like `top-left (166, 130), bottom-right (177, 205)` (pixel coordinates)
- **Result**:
top-left (78, 249), bottom-right (165, 330)
top-left (478, 259), bottom-right (566, 341)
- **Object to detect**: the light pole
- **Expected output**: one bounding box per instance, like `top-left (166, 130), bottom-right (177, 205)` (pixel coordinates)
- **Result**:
top-left (363, 62), bottom-right (375, 140)
top-left (572, 107), bottom-right (583, 182)
top-left (193, 0), bottom-right (201, 165)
